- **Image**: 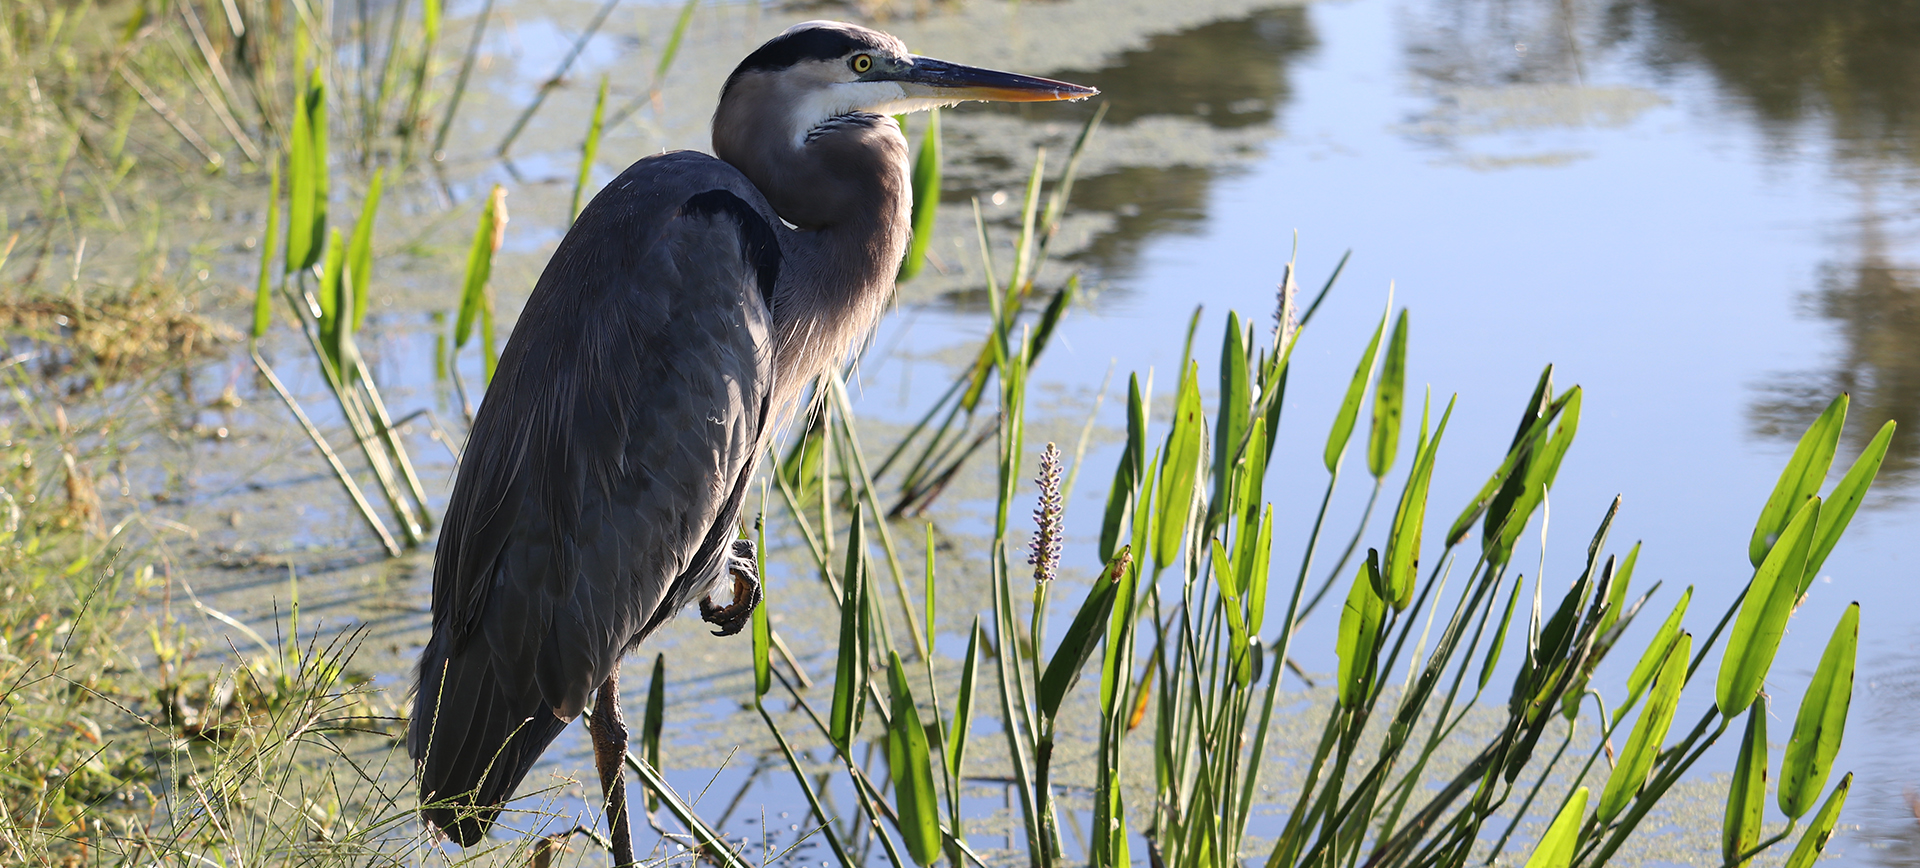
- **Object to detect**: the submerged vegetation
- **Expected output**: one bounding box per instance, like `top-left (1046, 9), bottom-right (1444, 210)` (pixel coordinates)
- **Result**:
top-left (0, 1), bottom-right (1897, 867)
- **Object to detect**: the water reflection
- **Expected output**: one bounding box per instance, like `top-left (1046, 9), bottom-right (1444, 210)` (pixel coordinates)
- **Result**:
top-left (1618, 0), bottom-right (1920, 488)
top-left (959, 8), bottom-right (1319, 281)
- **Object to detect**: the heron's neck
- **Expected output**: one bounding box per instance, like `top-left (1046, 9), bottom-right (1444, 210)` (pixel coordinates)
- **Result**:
top-left (716, 111), bottom-right (912, 409)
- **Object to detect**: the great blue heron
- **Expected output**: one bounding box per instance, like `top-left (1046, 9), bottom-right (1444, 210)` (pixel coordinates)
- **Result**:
top-left (408, 20), bottom-right (1094, 863)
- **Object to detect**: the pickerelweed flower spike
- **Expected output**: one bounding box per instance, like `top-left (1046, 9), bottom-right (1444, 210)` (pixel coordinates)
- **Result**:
top-left (1030, 442), bottom-right (1063, 586)
top-left (1275, 261), bottom-right (1298, 353)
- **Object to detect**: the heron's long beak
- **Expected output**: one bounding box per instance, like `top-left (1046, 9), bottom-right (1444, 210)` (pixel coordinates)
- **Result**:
top-left (896, 56), bottom-right (1096, 103)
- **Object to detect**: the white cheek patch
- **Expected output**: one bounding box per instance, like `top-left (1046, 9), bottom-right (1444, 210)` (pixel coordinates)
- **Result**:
top-left (787, 80), bottom-right (910, 146)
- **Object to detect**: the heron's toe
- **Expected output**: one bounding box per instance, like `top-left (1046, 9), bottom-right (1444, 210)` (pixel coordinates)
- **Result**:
top-left (699, 542), bottom-right (761, 636)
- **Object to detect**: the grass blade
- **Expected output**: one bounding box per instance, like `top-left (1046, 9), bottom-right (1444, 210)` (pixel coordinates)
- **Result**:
top-left (643, 652), bottom-right (666, 813)
top-left (949, 618), bottom-right (980, 780)
top-left (1779, 602), bottom-right (1857, 819)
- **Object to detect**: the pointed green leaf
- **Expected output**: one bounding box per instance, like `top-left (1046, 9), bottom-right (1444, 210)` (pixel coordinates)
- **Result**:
top-left (285, 70), bottom-right (328, 274)
top-left (1325, 304), bottom-right (1387, 473)
top-left (1448, 369), bottom-right (1568, 546)
top-left (1783, 773), bottom-right (1851, 868)
top-left (1617, 587), bottom-right (1691, 726)
top-left (751, 570), bottom-right (770, 699)
top-left (1383, 395), bottom-right (1455, 610)
top-left (1780, 603), bottom-right (1858, 819)
top-left (252, 166), bottom-right (280, 341)
top-left (1212, 312), bottom-right (1252, 524)
top-left (345, 167), bottom-right (384, 333)
top-left (829, 510), bottom-right (867, 749)
top-left (642, 652), bottom-right (666, 812)
top-left (886, 652), bottom-right (942, 866)
top-left (1751, 395), bottom-right (1847, 567)
top-left (1488, 388), bottom-right (1582, 568)
top-left (897, 108), bottom-right (941, 282)
top-left (1242, 504), bottom-right (1274, 635)
top-left (1522, 786), bottom-right (1589, 868)
top-left (1337, 551), bottom-right (1387, 708)
top-left (1719, 497), bottom-right (1822, 717)
top-left (1037, 551), bottom-right (1126, 721)
top-left (1806, 420), bottom-right (1894, 583)
top-left (1154, 361), bottom-right (1204, 573)
top-left (948, 618), bottom-right (980, 780)
top-left (1598, 631), bottom-right (1690, 823)
top-left (1100, 374), bottom-right (1148, 563)
top-left (1480, 570), bottom-right (1527, 692)
top-left (455, 186), bottom-right (503, 348)
top-left (1369, 309), bottom-right (1408, 479)
top-left (1596, 542), bottom-right (1641, 641)
top-left (570, 75), bottom-right (609, 225)
top-left (1724, 698), bottom-right (1769, 868)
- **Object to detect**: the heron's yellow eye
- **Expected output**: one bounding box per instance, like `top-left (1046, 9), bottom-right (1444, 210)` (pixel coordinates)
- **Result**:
top-left (851, 54), bottom-right (873, 74)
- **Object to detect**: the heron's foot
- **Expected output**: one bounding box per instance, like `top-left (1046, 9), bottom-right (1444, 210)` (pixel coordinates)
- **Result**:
top-left (700, 539), bottom-right (761, 637)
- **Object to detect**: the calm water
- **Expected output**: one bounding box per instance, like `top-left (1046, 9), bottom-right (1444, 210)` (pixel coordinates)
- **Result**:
top-left (160, 0), bottom-right (1920, 862)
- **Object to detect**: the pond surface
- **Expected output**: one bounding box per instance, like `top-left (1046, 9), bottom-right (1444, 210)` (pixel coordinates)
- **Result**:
top-left (144, 0), bottom-right (1920, 863)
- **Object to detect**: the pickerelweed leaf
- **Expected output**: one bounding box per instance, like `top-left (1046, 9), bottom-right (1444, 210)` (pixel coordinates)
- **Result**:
top-left (1718, 497), bottom-right (1821, 717)
top-left (1488, 388), bottom-right (1582, 568)
top-left (344, 168), bottom-right (384, 334)
top-left (829, 510), bottom-right (867, 749)
top-left (643, 652), bottom-right (666, 812)
top-left (1617, 587), bottom-right (1691, 727)
top-left (751, 568), bottom-right (770, 700)
top-left (285, 69), bottom-right (327, 274)
top-left (1480, 570), bottom-right (1527, 693)
top-left (1324, 301), bottom-right (1388, 474)
top-left (1596, 542), bottom-right (1641, 641)
top-left (1038, 551), bottom-right (1127, 721)
top-left (455, 186), bottom-right (504, 349)
top-left (1724, 697), bottom-right (1768, 868)
top-left (1779, 602), bottom-right (1857, 820)
top-left (1448, 376), bottom-right (1571, 547)
top-left (886, 652), bottom-right (942, 866)
top-left (1337, 551), bottom-right (1387, 709)
top-left (1369, 308), bottom-right (1408, 479)
top-left (1383, 395), bottom-right (1454, 610)
top-left (1099, 374), bottom-right (1148, 563)
top-left (1749, 394), bottom-right (1846, 567)
top-left (1783, 773), bottom-right (1851, 868)
top-left (899, 108), bottom-right (942, 281)
top-left (1598, 630), bottom-right (1689, 823)
top-left (252, 167), bottom-right (280, 342)
top-left (1154, 361), bottom-right (1204, 574)
top-left (1212, 312), bottom-right (1252, 526)
top-left (949, 618), bottom-right (981, 780)
top-left (1522, 786), bottom-right (1588, 868)
top-left (1805, 419), bottom-right (1894, 584)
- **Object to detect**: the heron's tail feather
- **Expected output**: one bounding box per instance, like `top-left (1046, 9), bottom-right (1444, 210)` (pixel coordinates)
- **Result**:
top-left (409, 636), bottom-right (570, 846)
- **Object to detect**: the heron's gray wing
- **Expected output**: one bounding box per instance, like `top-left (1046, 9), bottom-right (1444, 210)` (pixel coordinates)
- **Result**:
top-left (410, 152), bottom-right (780, 843)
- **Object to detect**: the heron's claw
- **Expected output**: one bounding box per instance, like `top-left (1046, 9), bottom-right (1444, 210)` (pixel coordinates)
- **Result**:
top-left (700, 539), bottom-right (761, 637)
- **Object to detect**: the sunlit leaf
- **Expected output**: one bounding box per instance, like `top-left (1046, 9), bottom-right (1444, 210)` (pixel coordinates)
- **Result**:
top-left (252, 166), bottom-right (280, 342)
top-left (1038, 551), bottom-right (1127, 721)
top-left (1617, 587), bottom-right (1690, 726)
top-left (886, 652), bottom-right (942, 866)
top-left (1154, 361), bottom-right (1204, 574)
top-left (1723, 698), bottom-right (1768, 868)
top-left (1383, 395), bottom-right (1454, 610)
top-left (1779, 603), bottom-right (1857, 819)
top-left (1598, 631), bottom-right (1689, 823)
top-left (897, 108), bottom-right (941, 282)
top-left (1368, 309), bottom-right (1408, 479)
top-left (1325, 303), bottom-right (1387, 473)
top-left (1783, 773), bottom-right (1851, 868)
top-left (1749, 395), bottom-right (1846, 567)
top-left (1337, 551), bottom-right (1386, 708)
top-left (344, 167), bottom-right (384, 334)
top-left (1522, 786), bottom-right (1589, 868)
top-left (1805, 420), bottom-right (1894, 583)
top-left (1718, 497), bottom-right (1821, 717)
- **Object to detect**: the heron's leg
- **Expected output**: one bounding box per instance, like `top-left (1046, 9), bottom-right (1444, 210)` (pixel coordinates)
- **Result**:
top-left (699, 538), bottom-right (762, 636)
top-left (589, 667), bottom-right (634, 868)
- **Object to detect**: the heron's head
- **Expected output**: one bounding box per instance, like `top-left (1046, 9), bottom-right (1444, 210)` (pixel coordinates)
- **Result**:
top-left (718, 21), bottom-right (1096, 150)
